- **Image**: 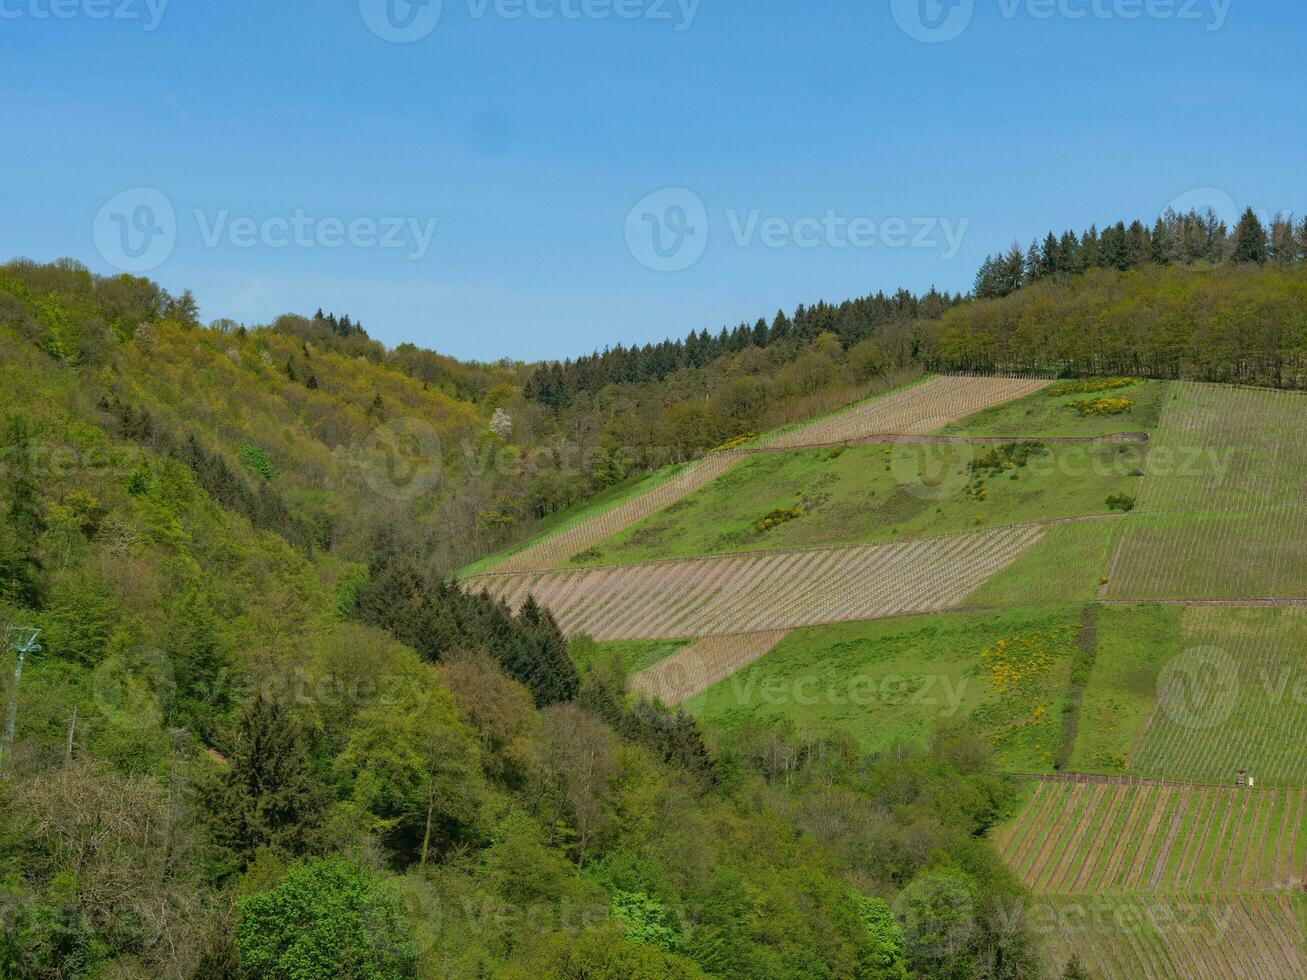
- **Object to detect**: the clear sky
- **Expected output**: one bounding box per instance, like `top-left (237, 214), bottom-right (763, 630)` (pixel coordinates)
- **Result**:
top-left (3, 0), bottom-right (1304, 361)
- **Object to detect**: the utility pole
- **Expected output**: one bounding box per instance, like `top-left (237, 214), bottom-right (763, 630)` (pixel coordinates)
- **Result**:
top-left (0, 626), bottom-right (42, 776)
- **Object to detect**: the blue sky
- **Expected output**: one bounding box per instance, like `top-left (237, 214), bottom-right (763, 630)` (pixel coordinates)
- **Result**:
top-left (2, 0), bottom-right (1304, 361)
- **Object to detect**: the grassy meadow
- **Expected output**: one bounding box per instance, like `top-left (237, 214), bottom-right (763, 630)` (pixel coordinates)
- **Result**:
top-left (937, 377), bottom-right (1171, 437)
top-left (684, 605), bottom-right (1083, 770)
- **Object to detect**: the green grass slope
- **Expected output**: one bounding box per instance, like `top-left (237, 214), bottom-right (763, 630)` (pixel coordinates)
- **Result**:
top-left (570, 441), bottom-right (1138, 566)
top-left (937, 377), bottom-right (1170, 437)
top-left (685, 606), bottom-right (1083, 771)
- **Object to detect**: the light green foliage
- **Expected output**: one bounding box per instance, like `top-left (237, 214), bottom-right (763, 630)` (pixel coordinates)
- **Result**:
top-left (894, 868), bottom-right (980, 979)
top-left (332, 563), bottom-right (369, 619)
top-left (502, 924), bottom-right (707, 979)
top-left (611, 889), bottom-right (686, 953)
top-left (333, 685), bottom-right (484, 864)
top-left (856, 895), bottom-right (910, 980)
top-left (41, 570), bottom-right (120, 665)
top-left (165, 587), bottom-right (230, 736)
top-left (235, 860), bottom-right (419, 979)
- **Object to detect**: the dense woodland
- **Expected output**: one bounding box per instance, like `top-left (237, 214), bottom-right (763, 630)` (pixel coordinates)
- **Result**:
top-left (0, 198), bottom-right (1301, 975)
top-left (945, 207), bottom-right (1307, 385)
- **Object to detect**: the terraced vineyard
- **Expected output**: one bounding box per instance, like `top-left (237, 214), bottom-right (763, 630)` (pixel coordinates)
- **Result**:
top-left (630, 631), bottom-right (789, 706)
top-left (998, 779), bottom-right (1307, 894)
top-left (1107, 383), bottom-right (1307, 599)
top-left (466, 523), bottom-right (1044, 640)
top-left (1033, 894), bottom-right (1307, 979)
top-left (755, 375), bottom-right (1049, 448)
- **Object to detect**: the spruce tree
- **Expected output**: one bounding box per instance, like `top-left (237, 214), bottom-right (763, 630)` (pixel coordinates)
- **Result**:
top-left (208, 693), bottom-right (327, 867)
top-left (1231, 207), bottom-right (1269, 264)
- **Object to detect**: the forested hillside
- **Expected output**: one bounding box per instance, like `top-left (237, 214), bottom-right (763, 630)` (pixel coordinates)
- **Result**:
top-left (0, 259), bottom-right (1035, 977)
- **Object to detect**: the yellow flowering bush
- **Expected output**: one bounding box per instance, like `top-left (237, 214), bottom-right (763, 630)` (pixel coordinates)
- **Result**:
top-left (1045, 377), bottom-right (1138, 397)
top-left (754, 506), bottom-right (804, 533)
top-left (1071, 396), bottom-right (1133, 416)
top-left (706, 433), bottom-right (757, 454)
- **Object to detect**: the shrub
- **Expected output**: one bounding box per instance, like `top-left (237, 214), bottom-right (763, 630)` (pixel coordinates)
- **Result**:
top-left (968, 442), bottom-right (1048, 477)
top-left (235, 860), bottom-right (418, 979)
top-left (1045, 377), bottom-right (1138, 397)
top-left (1106, 493), bottom-right (1135, 512)
top-left (754, 507), bottom-right (803, 533)
top-left (704, 433), bottom-right (756, 454)
top-left (1071, 396), bottom-right (1133, 416)
top-left (237, 443), bottom-right (272, 480)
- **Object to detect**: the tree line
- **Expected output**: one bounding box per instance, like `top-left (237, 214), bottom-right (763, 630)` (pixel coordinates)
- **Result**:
top-left (974, 205), bottom-right (1302, 300)
top-left (524, 288), bottom-right (962, 409)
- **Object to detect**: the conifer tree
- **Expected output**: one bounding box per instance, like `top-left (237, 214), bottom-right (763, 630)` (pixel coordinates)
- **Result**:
top-left (207, 693), bottom-right (327, 867)
top-left (1231, 207), bottom-right (1269, 264)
